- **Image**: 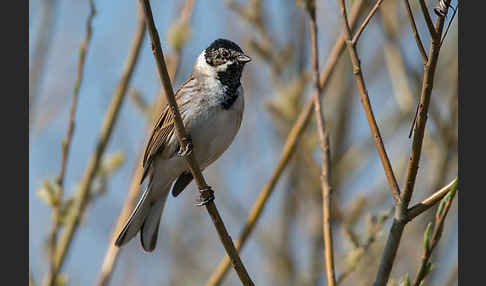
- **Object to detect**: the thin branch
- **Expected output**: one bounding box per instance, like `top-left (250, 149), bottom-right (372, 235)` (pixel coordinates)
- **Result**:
top-left (413, 186), bottom-right (457, 286)
top-left (337, 0), bottom-right (401, 205)
top-left (402, 0), bottom-right (428, 64)
top-left (307, 4), bottom-right (336, 286)
top-left (407, 177), bottom-right (457, 221)
top-left (44, 1), bottom-right (96, 285)
top-left (373, 1), bottom-right (453, 285)
top-left (138, 1), bottom-right (254, 285)
top-left (205, 1), bottom-right (368, 285)
top-left (440, 2), bottom-right (458, 47)
top-left (351, 0), bottom-right (385, 44)
top-left (418, 0), bottom-right (437, 38)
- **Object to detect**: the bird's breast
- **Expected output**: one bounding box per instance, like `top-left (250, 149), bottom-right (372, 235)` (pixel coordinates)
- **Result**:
top-left (188, 88), bottom-right (244, 169)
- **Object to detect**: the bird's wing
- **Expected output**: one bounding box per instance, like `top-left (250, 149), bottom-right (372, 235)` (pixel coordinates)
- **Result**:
top-left (141, 75), bottom-right (196, 183)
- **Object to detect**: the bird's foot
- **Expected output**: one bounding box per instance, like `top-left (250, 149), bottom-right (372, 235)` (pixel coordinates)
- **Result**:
top-left (195, 187), bottom-right (215, 206)
top-left (178, 136), bottom-right (193, 157)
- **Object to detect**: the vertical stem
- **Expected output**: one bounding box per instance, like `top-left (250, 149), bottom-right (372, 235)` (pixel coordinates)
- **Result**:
top-left (307, 4), bottom-right (336, 286)
top-left (337, 0), bottom-right (401, 204)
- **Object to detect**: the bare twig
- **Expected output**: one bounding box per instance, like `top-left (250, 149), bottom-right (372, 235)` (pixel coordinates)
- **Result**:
top-left (138, 1), bottom-right (254, 285)
top-left (373, 2), bottom-right (453, 285)
top-left (407, 178), bottom-right (457, 221)
top-left (204, 2), bottom-right (368, 285)
top-left (440, 2), bottom-right (458, 47)
top-left (44, 1), bottom-right (96, 285)
top-left (351, 0), bottom-right (385, 44)
top-left (337, 0), bottom-right (401, 204)
top-left (306, 3), bottom-right (336, 286)
top-left (413, 185), bottom-right (457, 286)
top-left (402, 0), bottom-right (428, 64)
top-left (418, 0), bottom-right (437, 38)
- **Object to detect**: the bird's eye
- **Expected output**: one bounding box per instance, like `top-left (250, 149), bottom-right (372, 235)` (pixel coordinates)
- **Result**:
top-left (222, 50), bottom-right (229, 57)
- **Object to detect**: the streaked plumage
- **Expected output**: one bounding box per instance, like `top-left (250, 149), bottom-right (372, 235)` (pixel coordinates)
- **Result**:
top-left (115, 39), bottom-right (251, 252)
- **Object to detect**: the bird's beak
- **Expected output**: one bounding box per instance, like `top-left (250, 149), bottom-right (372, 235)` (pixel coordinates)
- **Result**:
top-left (237, 53), bottom-right (252, 63)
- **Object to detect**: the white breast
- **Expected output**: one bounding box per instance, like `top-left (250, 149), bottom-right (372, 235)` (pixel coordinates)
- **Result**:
top-left (188, 86), bottom-right (244, 169)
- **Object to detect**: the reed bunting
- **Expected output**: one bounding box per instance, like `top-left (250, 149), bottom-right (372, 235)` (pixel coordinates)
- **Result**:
top-left (115, 39), bottom-right (251, 252)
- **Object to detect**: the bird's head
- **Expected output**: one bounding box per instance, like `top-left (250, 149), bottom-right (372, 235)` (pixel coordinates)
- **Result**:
top-left (195, 39), bottom-right (251, 81)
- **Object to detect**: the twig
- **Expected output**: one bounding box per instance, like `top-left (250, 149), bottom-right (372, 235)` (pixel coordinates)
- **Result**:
top-left (402, 0), bottom-right (428, 64)
top-left (204, 1), bottom-right (368, 285)
top-left (94, 8), bottom-right (147, 286)
top-left (407, 178), bottom-right (457, 221)
top-left (96, 0), bottom-right (196, 283)
top-left (307, 3), bottom-right (336, 286)
top-left (373, 2), bottom-right (453, 285)
top-left (413, 185), bottom-right (457, 286)
top-left (337, 0), bottom-right (401, 204)
top-left (44, 1), bottom-right (96, 285)
top-left (351, 0), bottom-right (385, 44)
top-left (138, 1), bottom-right (254, 285)
top-left (418, 0), bottom-right (437, 38)
top-left (440, 2), bottom-right (458, 47)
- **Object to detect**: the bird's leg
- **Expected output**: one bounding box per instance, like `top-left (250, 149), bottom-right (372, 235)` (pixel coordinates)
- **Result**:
top-left (195, 186), bottom-right (215, 206)
top-left (177, 135), bottom-right (193, 157)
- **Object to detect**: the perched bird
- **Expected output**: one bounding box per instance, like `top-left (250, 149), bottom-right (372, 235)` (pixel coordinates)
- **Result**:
top-left (115, 39), bottom-right (251, 252)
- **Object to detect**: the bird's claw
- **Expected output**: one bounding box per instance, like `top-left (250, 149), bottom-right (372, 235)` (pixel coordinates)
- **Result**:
top-left (178, 136), bottom-right (193, 157)
top-left (195, 187), bottom-right (214, 206)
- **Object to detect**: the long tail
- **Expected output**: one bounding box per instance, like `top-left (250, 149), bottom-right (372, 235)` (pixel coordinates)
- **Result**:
top-left (115, 179), bottom-right (170, 252)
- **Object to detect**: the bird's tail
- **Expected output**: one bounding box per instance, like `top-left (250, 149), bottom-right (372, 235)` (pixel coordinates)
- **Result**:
top-left (115, 178), bottom-right (170, 252)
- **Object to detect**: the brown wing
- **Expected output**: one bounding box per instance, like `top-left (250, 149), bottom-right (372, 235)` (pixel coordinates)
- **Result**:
top-left (140, 75), bottom-right (196, 183)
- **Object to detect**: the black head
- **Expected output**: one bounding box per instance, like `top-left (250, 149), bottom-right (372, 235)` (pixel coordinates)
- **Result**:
top-left (204, 38), bottom-right (251, 68)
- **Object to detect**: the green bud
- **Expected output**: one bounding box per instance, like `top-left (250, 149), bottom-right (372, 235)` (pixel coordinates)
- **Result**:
top-left (424, 222), bottom-right (432, 253)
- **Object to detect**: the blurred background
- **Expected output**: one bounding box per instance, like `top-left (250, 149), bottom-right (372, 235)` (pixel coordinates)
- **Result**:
top-left (29, 0), bottom-right (458, 285)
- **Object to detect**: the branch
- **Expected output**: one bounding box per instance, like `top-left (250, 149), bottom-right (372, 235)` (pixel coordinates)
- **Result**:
top-left (402, 0), bottom-right (428, 64)
top-left (337, 0), bottom-right (401, 204)
top-left (138, 1), bottom-right (254, 285)
top-left (44, 1), bottom-right (96, 285)
top-left (413, 185), bottom-right (457, 286)
top-left (373, 2), bottom-right (453, 284)
top-left (205, 1), bottom-right (368, 285)
top-left (351, 0), bottom-right (385, 44)
top-left (418, 0), bottom-right (437, 38)
top-left (307, 4), bottom-right (336, 286)
top-left (407, 177), bottom-right (457, 221)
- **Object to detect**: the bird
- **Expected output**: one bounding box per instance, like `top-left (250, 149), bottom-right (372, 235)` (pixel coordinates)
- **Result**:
top-left (115, 38), bottom-right (251, 252)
